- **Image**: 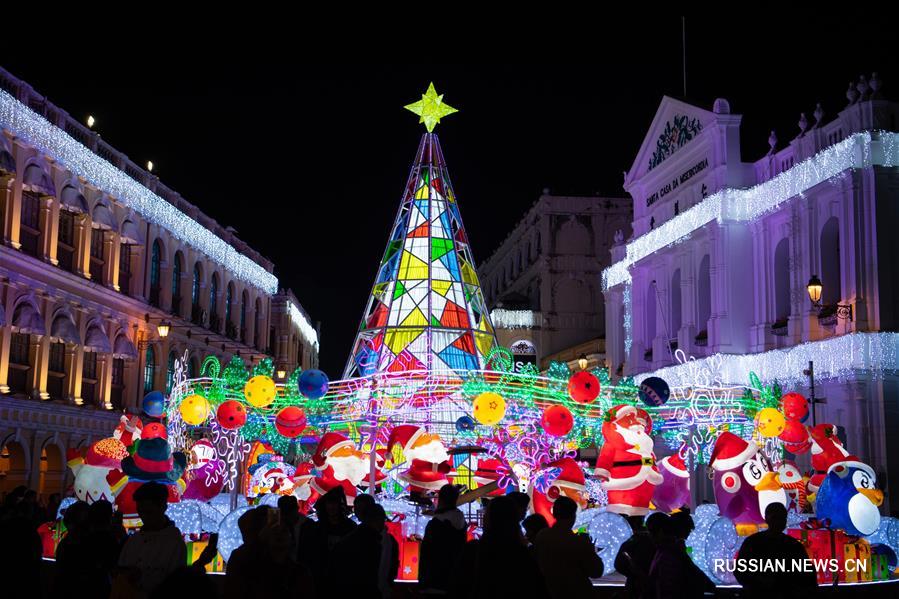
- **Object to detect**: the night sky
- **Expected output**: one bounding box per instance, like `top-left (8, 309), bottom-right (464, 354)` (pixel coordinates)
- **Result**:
top-left (4, 18), bottom-right (894, 375)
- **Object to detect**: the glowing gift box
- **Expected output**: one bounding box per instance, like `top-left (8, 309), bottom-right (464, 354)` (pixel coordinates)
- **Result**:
top-left (186, 540), bottom-right (225, 573)
top-left (787, 527), bottom-right (852, 584)
top-left (843, 540), bottom-right (872, 583)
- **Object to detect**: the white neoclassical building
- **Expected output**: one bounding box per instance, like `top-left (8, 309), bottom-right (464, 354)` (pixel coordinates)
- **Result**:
top-left (0, 67), bottom-right (318, 499)
top-left (603, 75), bottom-right (899, 508)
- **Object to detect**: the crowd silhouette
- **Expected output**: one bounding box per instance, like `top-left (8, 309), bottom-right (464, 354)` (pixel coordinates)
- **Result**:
top-left (1, 480), bottom-right (828, 598)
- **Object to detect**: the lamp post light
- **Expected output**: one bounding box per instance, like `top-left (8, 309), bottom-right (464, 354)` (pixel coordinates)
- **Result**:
top-left (578, 353), bottom-right (589, 371)
top-left (276, 367), bottom-right (287, 380)
top-left (806, 275), bottom-right (852, 321)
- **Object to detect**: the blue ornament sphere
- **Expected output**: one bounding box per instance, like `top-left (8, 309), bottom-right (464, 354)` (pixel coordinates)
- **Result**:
top-left (455, 416), bottom-right (476, 433)
top-left (297, 369), bottom-right (329, 399)
top-left (638, 377), bottom-right (670, 407)
top-left (142, 391), bottom-right (166, 417)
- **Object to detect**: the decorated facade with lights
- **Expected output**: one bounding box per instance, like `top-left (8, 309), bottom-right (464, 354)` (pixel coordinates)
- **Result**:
top-left (602, 76), bottom-right (899, 506)
top-left (0, 66), bottom-right (317, 498)
top-left (480, 192), bottom-right (631, 371)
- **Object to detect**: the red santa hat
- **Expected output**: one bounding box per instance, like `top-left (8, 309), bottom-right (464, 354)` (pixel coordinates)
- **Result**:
top-left (709, 432), bottom-right (758, 471)
top-left (809, 424), bottom-right (844, 448)
top-left (387, 424), bottom-right (428, 454)
top-left (659, 454), bottom-right (690, 478)
top-left (312, 432), bottom-right (355, 467)
top-left (548, 457), bottom-right (586, 492)
top-left (827, 456), bottom-right (875, 480)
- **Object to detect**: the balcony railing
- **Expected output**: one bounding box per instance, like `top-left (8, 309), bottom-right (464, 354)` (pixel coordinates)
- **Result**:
top-left (771, 318), bottom-right (789, 337)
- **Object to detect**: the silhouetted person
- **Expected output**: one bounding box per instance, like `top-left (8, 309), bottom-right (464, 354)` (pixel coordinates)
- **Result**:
top-left (615, 514), bottom-right (655, 598)
top-left (523, 513), bottom-right (549, 547)
top-left (508, 491), bottom-right (531, 523)
top-left (116, 482), bottom-right (186, 597)
top-left (420, 483), bottom-right (467, 593)
top-left (534, 496), bottom-right (603, 599)
top-left (646, 512), bottom-right (714, 598)
top-left (150, 565), bottom-right (218, 599)
top-left (224, 506), bottom-right (270, 599)
top-left (332, 503), bottom-right (398, 598)
top-left (735, 503), bottom-right (817, 598)
top-left (299, 486), bottom-right (357, 596)
top-left (353, 492), bottom-right (376, 521)
top-left (255, 524), bottom-right (315, 598)
top-left (0, 491), bottom-right (42, 594)
top-left (468, 494), bottom-right (547, 599)
top-left (278, 494), bottom-right (307, 561)
top-left (670, 508), bottom-right (695, 542)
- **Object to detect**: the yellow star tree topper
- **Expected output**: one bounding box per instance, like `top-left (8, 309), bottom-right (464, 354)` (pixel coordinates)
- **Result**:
top-left (404, 83), bottom-right (458, 132)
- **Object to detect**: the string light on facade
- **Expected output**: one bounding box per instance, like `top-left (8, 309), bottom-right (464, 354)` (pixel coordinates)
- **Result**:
top-left (288, 301), bottom-right (319, 349)
top-left (635, 332), bottom-right (899, 388)
top-left (0, 89), bottom-right (279, 294)
top-left (489, 309), bottom-right (538, 329)
top-left (603, 131), bottom-right (899, 290)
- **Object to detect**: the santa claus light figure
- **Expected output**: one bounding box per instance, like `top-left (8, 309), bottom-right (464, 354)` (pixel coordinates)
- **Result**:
top-left (594, 404), bottom-right (663, 516)
top-left (388, 424), bottom-right (452, 494)
top-left (310, 432), bottom-right (369, 505)
top-left (530, 457), bottom-right (588, 526)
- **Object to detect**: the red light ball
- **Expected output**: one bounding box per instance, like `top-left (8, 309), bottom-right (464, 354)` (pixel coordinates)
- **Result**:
top-left (542, 405), bottom-right (574, 437)
top-left (216, 400), bottom-right (247, 430)
top-left (275, 406), bottom-right (307, 439)
top-left (568, 371), bottom-right (600, 404)
top-left (141, 422), bottom-right (168, 440)
top-left (781, 392), bottom-right (809, 422)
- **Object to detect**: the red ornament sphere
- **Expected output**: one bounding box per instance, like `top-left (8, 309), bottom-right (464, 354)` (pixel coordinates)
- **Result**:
top-left (542, 405), bottom-right (574, 437)
top-left (275, 406), bottom-right (307, 439)
top-left (779, 420), bottom-right (810, 454)
top-left (568, 371), bottom-right (600, 404)
top-left (781, 392), bottom-right (809, 422)
top-left (216, 400), bottom-right (247, 430)
top-left (141, 422), bottom-right (168, 440)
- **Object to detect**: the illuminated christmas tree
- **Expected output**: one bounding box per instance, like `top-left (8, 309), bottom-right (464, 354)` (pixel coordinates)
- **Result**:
top-left (344, 83), bottom-right (497, 377)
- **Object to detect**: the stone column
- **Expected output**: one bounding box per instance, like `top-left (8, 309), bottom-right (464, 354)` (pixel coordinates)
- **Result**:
top-left (0, 176), bottom-right (15, 246)
top-left (106, 232), bottom-right (121, 291)
top-left (74, 212), bottom-right (92, 278)
top-left (0, 323), bottom-right (11, 394)
top-left (65, 345), bottom-right (83, 405)
top-left (97, 352), bottom-right (113, 410)
top-left (4, 175), bottom-right (23, 249)
top-left (40, 196), bottom-right (60, 265)
top-left (30, 334), bottom-right (50, 400)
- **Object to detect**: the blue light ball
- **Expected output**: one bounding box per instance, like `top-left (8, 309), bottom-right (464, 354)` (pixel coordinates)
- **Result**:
top-left (455, 416), bottom-right (476, 433)
top-left (639, 376), bottom-right (671, 407)
top-left (297, 369), bottom-right (329, 399)
top-left (142, 391), bottom-right (166, 417)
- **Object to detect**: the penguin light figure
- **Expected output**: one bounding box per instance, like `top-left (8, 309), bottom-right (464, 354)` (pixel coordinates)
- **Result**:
top-left (710, 432), bottom-right (787, 535)
top-left (815, 458), bottom-right (883, 536)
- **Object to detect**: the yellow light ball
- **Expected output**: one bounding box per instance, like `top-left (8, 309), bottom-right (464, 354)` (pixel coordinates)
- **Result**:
top-left (244, 375), bottom-right (276, 408)
top-left (179, 394), bottom-right (210, 426)
top-left (757, 407), bottom-right (786, 438)
top-left (473, 392), bottom-right (506, 426)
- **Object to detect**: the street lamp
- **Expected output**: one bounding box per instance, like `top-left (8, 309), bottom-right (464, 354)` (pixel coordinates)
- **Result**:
top-left (578, 353), bottom-right (589, 371)
top-left (806, 275), bottom-right (852, 321)
top-left (276, 367), bottom-right (287, 380)
top-left (157, 321), bottom-right (171, 339)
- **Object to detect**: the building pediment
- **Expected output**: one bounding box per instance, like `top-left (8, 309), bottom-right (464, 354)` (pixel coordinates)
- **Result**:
top-left (626, 96), bottom-right (716, 187)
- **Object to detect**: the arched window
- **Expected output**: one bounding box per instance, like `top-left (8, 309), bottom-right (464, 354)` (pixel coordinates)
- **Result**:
top-left (240, 290), bottom-right (249, 339)
top-left (820, 217), bottom-right (842, 306)
top-left (774, 239), bottom-right (791, 322)
top-left (172, 252), bottom-right (183, 313)
top-left (255, 297), bottom-right (263, 348)
top-left (670, 269), bottom-right (682, 337)
top-left (149, 240), bottom-right (162, 306)
top-left (143, 346), bottom-right (156, 393)
top-left (225, 282), bottom-right (233, 323)
top-left (192, 264), bottom-right (202, 309)
top-left (697, 255), bottom-right (711, 334)
top-left (209, 273), bottom-right (219, 314)
top-left (166, 351), bottom-right (176, 394)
